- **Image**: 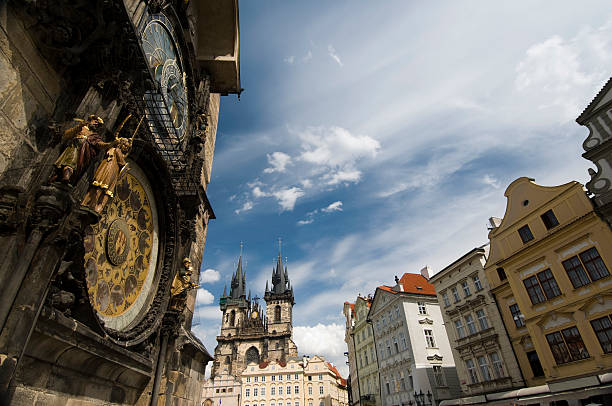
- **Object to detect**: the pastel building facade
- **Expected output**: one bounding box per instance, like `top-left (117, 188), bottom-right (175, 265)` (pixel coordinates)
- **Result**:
top-left (344, 296), bottom-right (380, 406)
top-left (429, 245), bottom-right (525, 401)
top-left (368, 273), bottom-right (461, 406)
top-left (485, 177), bottom-right (612, 404)
top-left (239, 356), bottom-right (348, 406)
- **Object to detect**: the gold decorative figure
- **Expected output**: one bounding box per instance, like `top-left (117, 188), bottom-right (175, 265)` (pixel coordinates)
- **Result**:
top-left (169, 257), bottom-right (199, 310)
top-left (50, 115), bottom-right (109, 184)
top-left (81, 115), bottom-right (143, 214)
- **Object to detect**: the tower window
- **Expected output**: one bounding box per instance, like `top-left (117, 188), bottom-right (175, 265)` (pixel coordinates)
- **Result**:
top-left (230, 310), bottom-right (236, 326)
top-left (275, 305), bottom-right (281, 322)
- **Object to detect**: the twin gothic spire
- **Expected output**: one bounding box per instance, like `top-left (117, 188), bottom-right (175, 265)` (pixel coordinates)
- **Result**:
top-left (222, 244), bottom-right (293, 302)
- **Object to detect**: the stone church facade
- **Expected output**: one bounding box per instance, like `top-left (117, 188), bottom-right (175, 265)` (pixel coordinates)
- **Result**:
top-left (0, 0), bottom-right (239, 405)
top-left (211, 253), bottom-right (298, 378)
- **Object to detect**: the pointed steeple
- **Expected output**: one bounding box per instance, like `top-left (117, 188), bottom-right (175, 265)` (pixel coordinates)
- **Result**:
top-left (266, 240), bottom-right (293, 300)
top-left (230, 255), bottom-right (246, 299)
top-left (222, 284), bottom-right (227, 297)
top-left (265, 280), bottom-right (269, 293)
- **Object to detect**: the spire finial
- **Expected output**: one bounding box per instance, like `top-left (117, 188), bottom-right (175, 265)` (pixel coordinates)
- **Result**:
top-left (240, 241), bottom-right (244, 257)
top-left (278, 237), bottom-right (282, 255)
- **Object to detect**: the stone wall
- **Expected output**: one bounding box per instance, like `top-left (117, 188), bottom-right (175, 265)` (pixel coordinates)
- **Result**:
top-left (0, 4), bottom-right (60, 187)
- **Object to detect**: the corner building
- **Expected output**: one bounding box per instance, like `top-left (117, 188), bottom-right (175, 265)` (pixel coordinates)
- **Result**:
top-left (485, 177), bottom-right (612, 404)
top-left (368, 273), bottom-right (461, 406)
top-left (211, 253), bottom-right (298, 378)
top-left (0, 0), bottom-right (240, 404)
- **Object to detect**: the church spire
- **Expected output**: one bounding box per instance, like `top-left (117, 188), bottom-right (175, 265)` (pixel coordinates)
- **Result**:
top-left (230, 254), bottom-right (246, 299)
top-left (266, 239), bottom-right (293, 301)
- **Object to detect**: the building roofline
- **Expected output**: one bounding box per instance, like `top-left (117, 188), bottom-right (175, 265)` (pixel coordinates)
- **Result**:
top-left (429, 244), bottom-right (488, 283)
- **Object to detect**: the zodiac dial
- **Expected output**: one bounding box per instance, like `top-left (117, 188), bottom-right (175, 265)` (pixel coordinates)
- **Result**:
top-left (83, 163), bottom-right (159, 331)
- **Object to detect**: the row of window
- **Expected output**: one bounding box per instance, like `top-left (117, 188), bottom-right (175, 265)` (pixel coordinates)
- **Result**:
top-left (358, 346), bottom-right (375, 368)
top-left (453, 309), bottom-right (490, 338)
top-left (245, 401), bottom-right (327, 406)
top-left (517, 209), bottom-right (560, 245)
top-left (246, 374), bottom-right (304, 383)
top-left (545, 315), bottom-right (612, 365)
top-left (375, 305), bottom-right (402, 332)
top-left (465, 352), bottom-right (505, 384)
top-left (379, 333), bottom-right (407, 360)
top-left (245, 386), bottom-right (302, 397)
top-left (354, 327), bottom-right (371, 345)
top-left (441, 275), bottom-right (483, 307)
top-left (522, 247), bottom-right (609, 305)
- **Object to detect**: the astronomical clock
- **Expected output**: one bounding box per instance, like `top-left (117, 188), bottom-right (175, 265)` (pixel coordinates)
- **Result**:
top-left (83, 164), bottom-right (159, 333)
top-left (140, 12), bottom-right (189, 146)
top-left (81, 10), bottom-right (190, 341)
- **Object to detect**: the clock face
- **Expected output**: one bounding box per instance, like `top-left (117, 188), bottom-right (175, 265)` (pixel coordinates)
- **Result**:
top-left (251, 311), bottom-right (259, 320)
top-left (141, 16), bottom-right (187, 141)
top-left (83, 162), bottom-right (159, 331)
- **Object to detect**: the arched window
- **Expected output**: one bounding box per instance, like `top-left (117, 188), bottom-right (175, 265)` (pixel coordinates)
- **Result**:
top-left (246, 346), bottom-right (260, 365)
top-left (230, 310), bottom-right (236, 326)
top-left (225, 356), bottom-right (231, 364)
top-left (275, 305), bottom-right (281, 322)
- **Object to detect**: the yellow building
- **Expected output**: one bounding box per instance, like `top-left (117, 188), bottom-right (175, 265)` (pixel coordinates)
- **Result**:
top-left (484, 177), bottom-right (612, 403)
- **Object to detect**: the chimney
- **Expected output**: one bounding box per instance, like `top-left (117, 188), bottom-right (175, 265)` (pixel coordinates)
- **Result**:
top-left (488, 217), bottom-right (502, 230)
top-left (420, 266), bottom-right (431, 280)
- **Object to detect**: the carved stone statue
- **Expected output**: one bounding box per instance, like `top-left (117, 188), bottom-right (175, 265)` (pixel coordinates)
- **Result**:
top-left (169, 257), bottom-right (199, 311)
top-left (81, 137), bottom-right (131, 214)
top-left (49, 115), bottom-right (110, 184)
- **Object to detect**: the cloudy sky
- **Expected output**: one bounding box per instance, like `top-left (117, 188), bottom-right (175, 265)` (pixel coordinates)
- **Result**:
top-left (192, 1), bottom-right (612, 376)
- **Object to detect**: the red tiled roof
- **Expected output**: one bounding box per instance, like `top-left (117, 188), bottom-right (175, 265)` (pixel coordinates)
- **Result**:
top-left (340, 378), bottom-right (347, 387)
top-left (326, 362), bottom-right (345, 382)
top-left (259, 361), bottom-right (269, 369)
top-left (378, 273), bottom-right (436, 296)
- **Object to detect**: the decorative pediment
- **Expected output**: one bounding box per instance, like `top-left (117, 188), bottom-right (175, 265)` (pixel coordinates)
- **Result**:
top-left (537, 311), bottom-right (575, 331)
top-left (418, 318), bottom-right (433, 325)
top-left (579, 294), bottom-right (612, 316)
top-left (427, 354), bottom-right (443, 361)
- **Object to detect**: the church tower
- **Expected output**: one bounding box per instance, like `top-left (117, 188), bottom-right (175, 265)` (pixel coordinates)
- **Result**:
top-left (212, 246), bottom-right (298, 378)
top-left (264, 251), bottom-right (296, 361)
top-left (220, 256), bottom-right (248, 336)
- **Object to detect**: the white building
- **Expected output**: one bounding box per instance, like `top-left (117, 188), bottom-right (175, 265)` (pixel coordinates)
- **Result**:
top-left (368, 272), bottom-right (461, 406)
top-left (239, 356), bottom-right (348, 406)
top-left (202, 372), bottom-right (242, 406)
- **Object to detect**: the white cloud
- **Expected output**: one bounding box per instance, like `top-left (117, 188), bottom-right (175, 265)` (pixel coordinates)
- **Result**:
top-left (234, 201), bottom-right (253, 214)
top-left (325, 169), bottom-right (362, 185)
top-left (327, 44), bottom-right (343, 67)
top-left (294, 323), bottom-right (348, 376)
top-left (513, 20), bottom-right (612, 124)
top-left (284, 55), bottom-right (295, 65)
top-left (200, 268), bottom-right (220, 283)
top-left (264, 152), bottom-right (292, 173)
top-left (322, 201), bottom-right (343, 213)
top-left (272, 187), bottom-right (304, 211)
top-left (302, 50), bottom-right (313, 62)
top-left (196, 288), bottom-right (215, 305)
top-left (298, 126), bottom-right (379, 167)
top-left (195, 305), bottom-right (222, 320)
top-left (297, 218), bottom-right (314, 226)
top-left (482, 174), bottom-right (501, 189)
top-left (300, 179), bottom-right (312, 189)
top-left (252, 186), bottom-right (269, 198)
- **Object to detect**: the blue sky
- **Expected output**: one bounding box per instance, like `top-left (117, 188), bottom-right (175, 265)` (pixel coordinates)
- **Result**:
top-left (192, 1), bottom-right (612, 376)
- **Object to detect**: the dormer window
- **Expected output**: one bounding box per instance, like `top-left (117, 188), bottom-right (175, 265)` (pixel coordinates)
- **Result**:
top-left (518, 225), bottom-right (534, 243)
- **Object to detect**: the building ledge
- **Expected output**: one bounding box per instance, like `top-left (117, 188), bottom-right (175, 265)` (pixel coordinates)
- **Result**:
top-left (190, 0), bottom-right (241, 95)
